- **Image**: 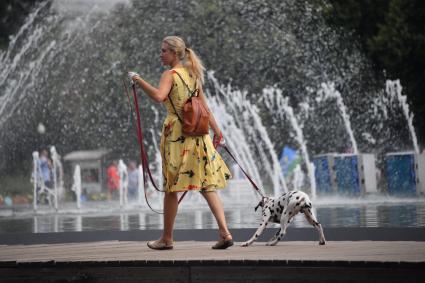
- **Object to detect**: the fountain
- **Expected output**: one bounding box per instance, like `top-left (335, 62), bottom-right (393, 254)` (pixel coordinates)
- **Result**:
top-left (262, 87), bottom-right (316, 198)
top-left (31, 150), bottom-right (56, 210)
top-left (291, 164), bottom-right (305, 191)
top-left (0, 1), bottom-right (400, 174)
top-left (208, 73), bottom-right (287, 197)
top-left (0, 0), bottom-right (424, 234)
top-left (137, 165), bottom-right (144, 205)
top-left (50, 146), bottom-right (64, 208)
top-left (118, 159), bottom-right (128, 208)
top-left (70, 164), bottom-right (82, 209)
top-left (384, 80), bottom-right (425, 196)
top-left (31, 151), bottom-right (43, 211)
top-left (317, 82), bottom-right (359, 154)
top-left (385, 80), bottom-right (419, 154)
top-left (312, 82), bottom-right (378, 196)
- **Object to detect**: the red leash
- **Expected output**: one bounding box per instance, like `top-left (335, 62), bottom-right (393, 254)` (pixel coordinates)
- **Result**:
top-left (222, 145), bottom-right (266, 199)
top-left (123, 80), bottom-right (165, 213)
top-left (123, 80), bottom-right (188, 213)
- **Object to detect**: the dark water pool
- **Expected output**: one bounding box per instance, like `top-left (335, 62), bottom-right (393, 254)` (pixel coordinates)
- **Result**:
top-left (1, 196), bottom-right (424, 234)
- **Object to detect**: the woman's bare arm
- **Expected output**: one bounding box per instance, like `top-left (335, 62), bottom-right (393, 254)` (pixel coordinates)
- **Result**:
top-left (132, 70), bottom-right (173, 102)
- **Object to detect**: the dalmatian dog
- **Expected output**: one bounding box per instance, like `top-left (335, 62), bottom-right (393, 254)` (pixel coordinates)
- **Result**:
top-left (241, 190), bottom-right (326, 246)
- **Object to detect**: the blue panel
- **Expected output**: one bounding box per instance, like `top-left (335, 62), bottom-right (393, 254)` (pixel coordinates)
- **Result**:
top-left (313, 156), bottom-right (333, 194)
top-left (386, 154), bottom-right (416, 196)
top-left (279, 146), bottom-right (298, 177)
top-left (334, 155), bottom-right (360, 196)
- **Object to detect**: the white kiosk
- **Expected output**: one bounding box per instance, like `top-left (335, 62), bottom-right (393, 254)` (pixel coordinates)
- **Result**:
top-left (64, 149), bottom-right (110, 196)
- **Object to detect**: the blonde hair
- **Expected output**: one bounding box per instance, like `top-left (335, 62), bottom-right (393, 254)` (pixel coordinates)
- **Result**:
top-left (163, 36), bottom-right (205, 85)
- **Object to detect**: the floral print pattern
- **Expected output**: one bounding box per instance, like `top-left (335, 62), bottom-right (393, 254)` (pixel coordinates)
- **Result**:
top-left (160, 68), bottom-right (231, 192)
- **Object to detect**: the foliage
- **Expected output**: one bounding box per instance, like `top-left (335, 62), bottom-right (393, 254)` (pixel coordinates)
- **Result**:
top-left (0, 0), bottom-right (42, 48)
top-left (0, 173), bottom-right (32, 195)
top-left (322, 0), bottom-right (425, 144)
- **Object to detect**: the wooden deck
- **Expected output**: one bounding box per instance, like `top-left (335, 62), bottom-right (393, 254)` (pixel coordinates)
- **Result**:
top-left (1, 240), bottom-right (425, 263)
top-left (1, 241), bottom-right (424, 282)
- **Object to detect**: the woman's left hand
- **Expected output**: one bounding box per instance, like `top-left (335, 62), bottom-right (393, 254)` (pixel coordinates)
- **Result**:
top-left (213, 132), bottom-right (225, 149)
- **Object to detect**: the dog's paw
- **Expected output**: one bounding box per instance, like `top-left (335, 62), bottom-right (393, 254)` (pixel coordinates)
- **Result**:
top-left (266, 240), bottom-right (278, 246)
top-left (268, 236), bottom-right (277, 243)
top-left (240, 241), bottom-right (250, 247)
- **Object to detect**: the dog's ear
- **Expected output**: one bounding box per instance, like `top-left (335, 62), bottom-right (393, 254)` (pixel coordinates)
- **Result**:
top-left (255, 202), bottom-right (261, 211)
top-left (254, 199), bottom-right (264, 211)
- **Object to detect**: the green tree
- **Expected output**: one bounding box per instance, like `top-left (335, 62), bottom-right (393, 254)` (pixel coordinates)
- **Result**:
top-left (368, 0), bottom-right (425, 143)
top-left (322, 0), bottom-right (425, 144)
top-left (0, 0), bottom-right (42, 48)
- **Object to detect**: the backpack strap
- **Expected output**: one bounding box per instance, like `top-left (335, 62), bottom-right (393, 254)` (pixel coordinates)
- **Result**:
top-left (168, 93), bottom-right (183, 123)
top-left (168, 70), bottom-right (182, 122)
top-left (168, 70), bottom-right (198, 122)
top-left (173, 70), bottom-right (198, 97)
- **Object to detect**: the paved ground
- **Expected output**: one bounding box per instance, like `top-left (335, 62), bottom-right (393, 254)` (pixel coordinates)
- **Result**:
top-left (1, 240), bottom-right (425, 263)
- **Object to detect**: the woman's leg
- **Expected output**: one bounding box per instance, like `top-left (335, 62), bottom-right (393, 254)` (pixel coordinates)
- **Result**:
top-left (201, 191), bottom-right (232, 240)
top-left (161, 191), bottom-right (178, 244)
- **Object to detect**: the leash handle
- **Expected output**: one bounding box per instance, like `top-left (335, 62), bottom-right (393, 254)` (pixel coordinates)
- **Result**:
top-left (222, 145), bottom-right (265, 199)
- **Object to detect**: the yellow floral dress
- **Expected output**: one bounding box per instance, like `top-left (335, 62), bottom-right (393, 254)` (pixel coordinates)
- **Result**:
top-left (160, 67), bottom-right (231, 192)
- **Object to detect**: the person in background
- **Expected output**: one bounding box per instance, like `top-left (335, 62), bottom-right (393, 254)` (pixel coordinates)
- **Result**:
top-left (107, 160), bottom-right (120, 200)
top-left (39, 149), bottom-right (52, 189)
top-left (127, 161), bottom-right (139, 200)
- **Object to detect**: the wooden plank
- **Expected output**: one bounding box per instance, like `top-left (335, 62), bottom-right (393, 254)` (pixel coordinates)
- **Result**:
top-left (191, 266), bottom-right (423, 283)
top-left (0, 266), bottom-right (189, 283)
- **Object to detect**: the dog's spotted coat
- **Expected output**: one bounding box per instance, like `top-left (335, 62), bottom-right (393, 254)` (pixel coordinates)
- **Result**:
top-left (241, 190), bottom-right (326, 246)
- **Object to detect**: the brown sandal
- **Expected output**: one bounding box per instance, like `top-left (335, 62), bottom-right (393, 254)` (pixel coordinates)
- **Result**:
top-left (147, 239), bottom-right (174, 250)
top-left (212, 233), bottom-right (234, 250)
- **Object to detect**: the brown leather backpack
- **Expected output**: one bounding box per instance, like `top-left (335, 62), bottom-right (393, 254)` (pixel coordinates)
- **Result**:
top-left (169, 71), bottom-right (210, 136)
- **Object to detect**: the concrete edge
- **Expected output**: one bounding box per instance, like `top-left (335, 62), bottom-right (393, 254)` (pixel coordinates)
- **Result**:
top-left (1, 259), bottom-right (425, 268)
top-left (0, 227), bottom-right (424, 245)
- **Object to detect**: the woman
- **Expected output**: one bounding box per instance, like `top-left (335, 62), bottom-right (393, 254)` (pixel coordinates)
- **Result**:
top-left (128, 36), bottom-right (233, 250)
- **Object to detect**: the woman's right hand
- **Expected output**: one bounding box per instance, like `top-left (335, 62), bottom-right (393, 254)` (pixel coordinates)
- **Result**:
top-left (128, 71), bottom-right (140, 83)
